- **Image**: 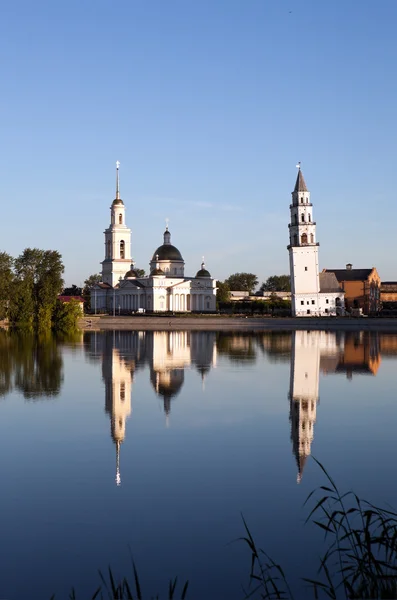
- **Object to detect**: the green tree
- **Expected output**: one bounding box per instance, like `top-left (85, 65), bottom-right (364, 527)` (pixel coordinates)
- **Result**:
top-left (135, 268), bottom-right (145, 277)
top-left (0, 252), bottom-right (14, 320)
top-left (13, 248), bottom-right (64, 329)
top-left (63, 284), bottom-right (82, 296)
top-left (84, 273), bottom-right (102, 289)
top-left (216, 281), bottom-right (231, 304)
top-left (83, 273), bottom-right (102, 311)
top-left (260, 275), bottom-right (291, 292)
top-left (225, 272), bottom-right (258, 293)
top-left (53, 299), bottom-right (83, 332)
top-left (9, 278), bottom-right (35, 326)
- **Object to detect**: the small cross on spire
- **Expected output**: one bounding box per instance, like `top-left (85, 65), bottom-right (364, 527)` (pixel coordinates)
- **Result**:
top-left (165, 217), bottom-right (169, 231)
top-left (296, 161), bottom-right (301, 170)
top-left (115, 160), bottom-right (120, 199)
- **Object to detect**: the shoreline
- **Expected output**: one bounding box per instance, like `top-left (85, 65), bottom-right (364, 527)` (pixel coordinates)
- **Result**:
top-left (77, 315), bottom-right (397, 332)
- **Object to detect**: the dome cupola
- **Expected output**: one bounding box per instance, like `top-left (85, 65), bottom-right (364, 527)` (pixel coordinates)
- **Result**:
top-left (196, 259), bottom-right (211, 278)
top-left (150, 254), bottom-right (165, 276)
top-left (125, 260), bottom-right (139, 279)
top-left (149, 224), bottom-right (185, 277)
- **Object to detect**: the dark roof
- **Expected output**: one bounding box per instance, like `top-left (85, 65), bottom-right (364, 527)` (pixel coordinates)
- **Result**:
top-left (112, 198), bottom-right (124, 206)
top-left (324, 268), bottom-right (373, 282)
top-left (196, 268), bottom-right (211, 278)
top-left (58, 295), bottom-right (84, 302)
top-left (122, 279), bottom-right (145, 288)
top-left (294, 170), bottom-right (308, 192)
top-left (152, 244), bottom-right (183, 261)
top-left (124, 270), bottom-right (138, 279)
top-left (381, 281), bottom-right (397, 286)
top-left (151, 267), bottom-right (165, 276)
top-left (96, 282), bottom-right (112, 289)
top-left (319, 272), bottom-right (342, 293)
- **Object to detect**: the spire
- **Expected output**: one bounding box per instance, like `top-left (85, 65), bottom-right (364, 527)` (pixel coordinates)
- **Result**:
top-left (164, 219), bottom-right (171, 245)
top-left (115, 440), bottom-right (121, 486)
top-left (294, 164), bottom-right (308, 192)
top-left (116, 160), bottom-right (120, 200)
top-left (201, 256), bottom-right (205, 270)
top-left (296, 454), bottom-right (307, 484)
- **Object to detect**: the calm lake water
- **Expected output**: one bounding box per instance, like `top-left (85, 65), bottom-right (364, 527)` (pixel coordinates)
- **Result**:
top-left (0, 329), bottom-right (396, 599)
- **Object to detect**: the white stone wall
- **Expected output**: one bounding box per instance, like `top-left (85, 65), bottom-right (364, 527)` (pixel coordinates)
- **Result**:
top-left (294, 292), bottom-right (344, 317)
top-left (93, 275), bottom-right (217, 313)
top-left (290, 247), bottom-right (320, 295)
top-left (102, 203), bottom-right (132, 287)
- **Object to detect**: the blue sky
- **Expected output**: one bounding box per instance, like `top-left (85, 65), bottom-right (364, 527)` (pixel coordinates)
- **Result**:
top-left (1, 0), bottom-right (397, 286)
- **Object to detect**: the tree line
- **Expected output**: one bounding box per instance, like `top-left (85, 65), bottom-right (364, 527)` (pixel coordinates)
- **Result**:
top-left (216, 272), bottom-right (291, 303)
top-left (0, 249), bottom-right (81, 330)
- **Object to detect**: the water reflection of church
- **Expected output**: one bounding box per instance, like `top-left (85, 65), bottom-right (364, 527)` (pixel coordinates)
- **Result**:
top-left (290, 331), bottom-right (381, 483)
top-left (83, 328), bottom-right (382, 486)
top-left (85, 331), bottom-right (217, 485)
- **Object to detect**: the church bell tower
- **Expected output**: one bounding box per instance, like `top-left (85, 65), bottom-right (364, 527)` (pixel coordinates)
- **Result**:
top-left (101, 162), bottom-right (132, 287)
top-left (288, 166), bottom-right (320, 316)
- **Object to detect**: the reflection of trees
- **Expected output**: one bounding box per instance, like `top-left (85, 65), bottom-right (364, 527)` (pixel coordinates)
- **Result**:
top-left (257, 332), bottom-right (292, 363)
top-left (216, 333), bottom-right (257, 363)
top-left (216, 332), bottom-right (293, 364)
top-left (0, 331), bottom-right (63, 399)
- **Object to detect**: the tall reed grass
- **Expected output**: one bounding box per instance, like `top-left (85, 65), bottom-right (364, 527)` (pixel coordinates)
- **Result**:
top-left (241, 458), bottom-right (397, 599)
top-left (51, 459), bottom-right (397, 598)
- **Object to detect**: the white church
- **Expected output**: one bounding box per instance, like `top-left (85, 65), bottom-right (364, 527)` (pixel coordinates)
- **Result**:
top-left (91, 164), bottom-right (217, 313)
top-left (288, 167), bottom-right (344, 316)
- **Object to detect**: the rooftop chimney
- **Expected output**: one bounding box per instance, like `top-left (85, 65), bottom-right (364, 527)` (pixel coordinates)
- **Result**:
top-left (346, 263), bottom-right (352, 270)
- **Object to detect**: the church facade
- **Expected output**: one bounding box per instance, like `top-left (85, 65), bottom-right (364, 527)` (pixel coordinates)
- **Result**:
top-left (91, 164), bottom-right (217, 313)
top-left (288, 168), bottom-right (344, 317)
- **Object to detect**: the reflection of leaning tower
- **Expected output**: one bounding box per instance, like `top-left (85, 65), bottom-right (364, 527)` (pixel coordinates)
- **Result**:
top-left (289, 331), bottom-right (320, 483)
top-left (103, 346), bottom-right (133, 486)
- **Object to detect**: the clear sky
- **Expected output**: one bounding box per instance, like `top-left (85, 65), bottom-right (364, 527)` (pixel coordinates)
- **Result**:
top-left (1, 0), bottom-right (397, 287)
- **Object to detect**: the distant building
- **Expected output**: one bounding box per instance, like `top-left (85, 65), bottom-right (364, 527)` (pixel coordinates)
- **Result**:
top-left (287, 167), bottom-right (344, 316)
top-left (91, 163), bottom-right (217, 313)
top-left (256, 291), bottom-right (292, 301)
top-left (323, 264), bottom-right (381, 314)
top-left (380, 282), bottom-right (397, 304)
top-left (57, 295), bottom-right (85, 311)
top-left (229, 291), bottom-right (250, 300)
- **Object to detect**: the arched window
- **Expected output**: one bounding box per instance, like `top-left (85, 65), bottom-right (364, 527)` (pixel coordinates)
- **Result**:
top-left (293, 234), bottom-right (298, 245)
top-left (120, 240), bottom-right (125, 259)
top-left (300, 198), bottom-right (303, 204)
top-left (119, 213), bottom-right (122, 224)
top-left (308, 214), bottom-right (311, 222)
top-left (301, 214), bottom-right (305, 223)
top-left (107, 240), bottom-right (111, 258)
top-left (310, 233), bottom-right (314, 243)
top-left (301, 233), bottom-right (308, 244)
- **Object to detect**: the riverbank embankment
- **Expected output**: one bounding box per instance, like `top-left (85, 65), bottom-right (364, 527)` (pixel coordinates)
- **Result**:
top-left (78, 315), bottom-right (397, 332)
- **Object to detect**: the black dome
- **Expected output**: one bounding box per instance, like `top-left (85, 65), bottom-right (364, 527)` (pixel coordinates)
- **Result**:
top-left (112, 198), bottom-right (124, 206)
top-left (125, 270), bottom-right (138, 279)
top-left (152, 244), bottom-right (183, 261)
top-left (151, 267), bottom-right (165, 276)
top-left (196, 268), bottom-right (211, 278)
